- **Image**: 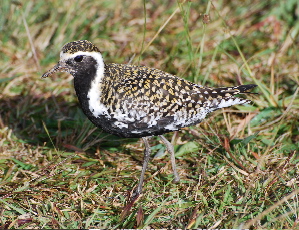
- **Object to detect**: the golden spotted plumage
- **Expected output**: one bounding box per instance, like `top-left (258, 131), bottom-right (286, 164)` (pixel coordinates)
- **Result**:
top-left (62, 40), bottom-right (100, 54)
top-left (96, 63), bottom-right (252, 132)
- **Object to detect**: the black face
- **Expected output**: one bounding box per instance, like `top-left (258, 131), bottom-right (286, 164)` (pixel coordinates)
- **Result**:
top-left (65, 55), bottom-right (98, 78)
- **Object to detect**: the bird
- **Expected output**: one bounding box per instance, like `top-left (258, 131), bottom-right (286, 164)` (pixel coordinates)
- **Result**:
top-left (42, 40), bottom-right (256, 198)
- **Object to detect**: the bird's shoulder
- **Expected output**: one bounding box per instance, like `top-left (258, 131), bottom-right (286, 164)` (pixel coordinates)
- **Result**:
top-left (104, 63), bottom-right (204, 95)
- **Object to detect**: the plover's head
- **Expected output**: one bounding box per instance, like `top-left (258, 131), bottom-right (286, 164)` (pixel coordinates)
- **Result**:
top-left (42, 40), bottom-right (104, 78)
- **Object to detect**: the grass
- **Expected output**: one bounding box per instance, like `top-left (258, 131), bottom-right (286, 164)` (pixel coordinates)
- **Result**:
top-left (0, 0), bottom-right (299, 228)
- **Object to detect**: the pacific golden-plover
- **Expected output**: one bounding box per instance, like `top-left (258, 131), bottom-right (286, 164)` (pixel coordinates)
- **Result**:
top-left (42, 40), bottom-right (256, 197)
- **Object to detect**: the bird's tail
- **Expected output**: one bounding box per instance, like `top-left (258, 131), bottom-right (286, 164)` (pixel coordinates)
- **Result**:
top-left (203, 84), bottom-right (257, 110)
top-left (232, 84), bottom-right (258, 94)
top-left (214, 84), bottom-right (258, 96)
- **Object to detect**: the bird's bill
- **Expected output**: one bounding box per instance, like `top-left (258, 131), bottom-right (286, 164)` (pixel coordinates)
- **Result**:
top-left (41, 61), bottom-right (72, 78)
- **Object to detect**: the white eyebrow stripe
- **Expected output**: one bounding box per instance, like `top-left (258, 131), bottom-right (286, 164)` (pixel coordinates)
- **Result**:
top-left (59, 51), bottom-right (97, 61)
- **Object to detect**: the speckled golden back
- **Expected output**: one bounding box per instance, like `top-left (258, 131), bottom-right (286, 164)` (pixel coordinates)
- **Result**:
top-left (101, 63), bottom-right (242, 118)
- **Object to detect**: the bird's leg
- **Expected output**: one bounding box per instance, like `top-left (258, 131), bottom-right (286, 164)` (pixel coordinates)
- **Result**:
top-left (159, 135), bottom-right (180, 183)
top-left (133, 137), bottom-right (151, 198)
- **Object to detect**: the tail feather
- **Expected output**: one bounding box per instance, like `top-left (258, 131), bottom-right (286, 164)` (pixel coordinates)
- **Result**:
top-left (235, 84), bottom-right (258, 94)
top-left (203, 84), bottom-right (257, 111)
top-left (214, 84), bottom-right (258, 95)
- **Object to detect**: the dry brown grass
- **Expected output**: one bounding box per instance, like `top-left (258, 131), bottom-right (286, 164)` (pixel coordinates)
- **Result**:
top-left (0, 0), bottom-right (298, 228)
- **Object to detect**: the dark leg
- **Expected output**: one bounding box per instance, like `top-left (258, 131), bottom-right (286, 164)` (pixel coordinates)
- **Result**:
top-left (133, 137), bottom-right (151, 197)
top-left (159, 135), bottom-right (180, 183)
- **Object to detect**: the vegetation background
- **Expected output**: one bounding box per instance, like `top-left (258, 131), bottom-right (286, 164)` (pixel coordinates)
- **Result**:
top-left (0, 0), bottom-right (298, 228)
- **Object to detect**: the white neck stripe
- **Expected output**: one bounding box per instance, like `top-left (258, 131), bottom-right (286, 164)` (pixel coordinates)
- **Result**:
top-left (60, 51), bottom-right (110, 118)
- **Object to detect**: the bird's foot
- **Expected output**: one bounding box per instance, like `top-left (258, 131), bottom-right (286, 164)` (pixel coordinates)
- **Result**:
top-left (131, 188), bottom-right (142, 200)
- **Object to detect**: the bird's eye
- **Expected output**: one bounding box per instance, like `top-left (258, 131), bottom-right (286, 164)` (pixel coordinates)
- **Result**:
top-left (74, 55), bottom-right (84, 62)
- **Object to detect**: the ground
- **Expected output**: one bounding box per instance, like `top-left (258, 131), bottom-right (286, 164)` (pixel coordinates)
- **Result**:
top-left (0, 0), bottom-right (298, 228)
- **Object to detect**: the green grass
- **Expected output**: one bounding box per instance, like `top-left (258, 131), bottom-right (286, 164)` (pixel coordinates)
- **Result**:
top-left (0, 0), bottom-right (299, 228)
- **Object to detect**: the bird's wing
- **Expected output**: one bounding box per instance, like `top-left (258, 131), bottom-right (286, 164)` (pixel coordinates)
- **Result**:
top-left (102, 63), bottom-right (256, 125)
